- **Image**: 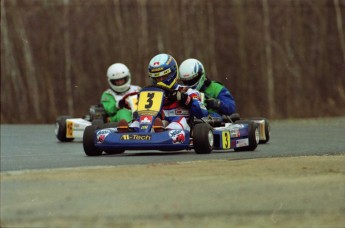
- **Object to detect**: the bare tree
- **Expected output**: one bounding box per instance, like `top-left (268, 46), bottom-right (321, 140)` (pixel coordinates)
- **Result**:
top-left (262, 0), bottom-right (274, 117)
top-left (334, 0), bottom-right (345, 64)
top-left (63, 0), bottom-right (74, 115)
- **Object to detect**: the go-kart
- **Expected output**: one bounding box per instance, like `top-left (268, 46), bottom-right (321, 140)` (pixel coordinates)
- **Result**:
top-left (55, 92), bottom-right (138, 142)
top-left (83, 85), bottom-right (261, 156)
top-left (220, 114), bottom-right (270, 144)
top-left (198, 91), bottom-right (270, 145)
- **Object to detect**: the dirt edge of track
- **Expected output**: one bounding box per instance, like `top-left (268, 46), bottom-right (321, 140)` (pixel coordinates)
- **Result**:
top-left (1, 155), bottom-right (345, 227)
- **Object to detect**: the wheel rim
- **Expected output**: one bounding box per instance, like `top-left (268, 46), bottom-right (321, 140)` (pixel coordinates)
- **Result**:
top-left (208, 130), bottom-right (214, 146)
top-left (255, 128), bottom-right (260, 144)
top-left (55, 123), bottom-right (59, 136)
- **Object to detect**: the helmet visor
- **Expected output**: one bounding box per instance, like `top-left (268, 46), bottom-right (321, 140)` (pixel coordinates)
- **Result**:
top-left (110, 76), bottom-right (129, 86)
top-left (182, 75), bottom-right (200, 87)
top-left (151, 74), bottom-right (169, 83)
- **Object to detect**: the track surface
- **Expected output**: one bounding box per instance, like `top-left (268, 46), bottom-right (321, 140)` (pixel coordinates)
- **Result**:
top-left (1, 118), bottom-right (345, 227)
top-left (1, 117), bottom-right (345, 172)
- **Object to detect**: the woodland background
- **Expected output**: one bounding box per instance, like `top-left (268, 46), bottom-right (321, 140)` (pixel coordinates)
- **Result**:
top-left (1, 0), bottom-right (345, 123)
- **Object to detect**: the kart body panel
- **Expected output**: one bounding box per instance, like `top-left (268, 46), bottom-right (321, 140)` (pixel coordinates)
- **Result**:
top-left (212, 123), bottom-right (252, 150)
top-left (65, 118), bottom-right (92, 139)
top-left (94, 128), bottom-right (191, 151)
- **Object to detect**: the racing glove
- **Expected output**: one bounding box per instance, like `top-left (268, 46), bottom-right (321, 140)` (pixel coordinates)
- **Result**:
top-left (118, 99), bottom-right (126, 109)
top-left (205, 98), bottom-right (221, 110)
top-left (166, 91), bottom-right (191, 107)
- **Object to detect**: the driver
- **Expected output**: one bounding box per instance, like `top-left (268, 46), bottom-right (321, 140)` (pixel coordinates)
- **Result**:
top-left (101, 63), bottom-right (141, 122)
top-left (119, 53), bottom-right (208, 132)
top-left (179, 58), bottom-right (236, 118)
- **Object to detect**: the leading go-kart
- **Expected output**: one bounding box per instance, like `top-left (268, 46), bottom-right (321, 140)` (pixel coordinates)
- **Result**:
top-left (83, 85), bottom-right (262, 156)
top-left (55, 92), bottom-right (138, 142)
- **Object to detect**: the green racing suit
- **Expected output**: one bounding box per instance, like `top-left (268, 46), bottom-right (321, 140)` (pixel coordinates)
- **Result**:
top-left (200, 80), bottom-right (236, 117)
top-left (101, 85), bottom-right (141, 122)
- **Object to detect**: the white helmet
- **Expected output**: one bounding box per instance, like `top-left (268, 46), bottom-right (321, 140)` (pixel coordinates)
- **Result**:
top-left (179, 58), bottom-right (206, 90)
top-left (106, 63), bottom-right (131, 93)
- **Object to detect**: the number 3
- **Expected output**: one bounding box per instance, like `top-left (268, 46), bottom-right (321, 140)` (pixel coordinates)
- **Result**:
top-left (145, 93), bottom-right (154, 109)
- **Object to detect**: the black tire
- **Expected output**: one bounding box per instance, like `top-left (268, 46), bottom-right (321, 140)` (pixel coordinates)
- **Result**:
top-left (91, 119), bottom-right (105, 128)
top-left (249, 117), bottom-right (270, 144)
top-left (104, 149), bottom-right (125, 155)
top-left (55, 116), bottom-right (74, 142)
top-left (193, 123), bottom-right (213, 154)
top-left (83, 125), bottom-right (102, 156)
top-left (91, 121), bottom-right (118, 129)
top-left (234, 121), bottom-right (259, 152)
top-left (101, 122), bottom-right (119, 128)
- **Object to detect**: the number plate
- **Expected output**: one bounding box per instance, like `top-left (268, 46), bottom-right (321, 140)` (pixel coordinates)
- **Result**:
top-left (221, 131), bottom-right (231, 149)
top-left (137, 91), bottom-right (164, 116)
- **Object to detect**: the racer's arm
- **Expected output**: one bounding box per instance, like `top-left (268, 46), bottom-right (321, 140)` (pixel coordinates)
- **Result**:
top-left (215, 87), bottom-right (236, 115)
top-left (101, 92), bottom-right (119, 122)
top-left (189, 98), bottom-right (208, 119)
top-left (204, 82), bottom-right (236, 115)
top-left (166, 89), bottom-right (208, 119)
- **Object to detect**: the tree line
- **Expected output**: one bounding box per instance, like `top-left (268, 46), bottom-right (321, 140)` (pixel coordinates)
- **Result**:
top-left (1, 0), bottom-right (345, 123)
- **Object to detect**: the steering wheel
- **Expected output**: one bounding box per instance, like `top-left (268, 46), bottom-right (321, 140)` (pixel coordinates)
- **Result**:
top-left (118, 92), bottom-right (139, 109)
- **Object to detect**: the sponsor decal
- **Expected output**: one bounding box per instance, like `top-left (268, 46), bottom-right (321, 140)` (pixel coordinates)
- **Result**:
top-left (96, 129), bottom-right (111, 143)
top-left (151, 67), bottom-right (163, 72)
top-left (121, 134), bottom-right (151, 140)
top-left (140, 116), bottom-right (153, 124)
top-left (230, 129), bottom-right (240, 138)
top-left (236, 139), bottom-right (249, 147)
top-left (169, 130), bottom-right (185, 144)
top-left (149, 69), bottom-right (171, 77)
top-left (175, 109), bottom-right (190, 115)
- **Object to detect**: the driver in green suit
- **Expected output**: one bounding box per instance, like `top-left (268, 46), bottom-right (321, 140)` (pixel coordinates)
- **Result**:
top-left (101, 63), bottom-right (141, 122)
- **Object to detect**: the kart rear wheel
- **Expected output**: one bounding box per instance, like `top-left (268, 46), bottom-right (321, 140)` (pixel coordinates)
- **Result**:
top-left (249, 117), bottom-right (270, 144)
top-left (193, 123), bottom-right (213, 154)
top-left (234, 121), bottom-right (259, 152)
top-left (83, 125), bottom-right (102, 156)
top-left (55, 116), bottom-right (74, 142)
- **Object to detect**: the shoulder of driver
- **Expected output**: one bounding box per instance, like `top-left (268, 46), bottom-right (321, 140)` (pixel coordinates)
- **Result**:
top-left (130, 85), bottom-right (141, 92)
top-left (101, 89), bottom-right (115, 101)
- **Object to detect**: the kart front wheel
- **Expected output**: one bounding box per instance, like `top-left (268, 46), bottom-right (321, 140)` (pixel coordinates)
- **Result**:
top-left (104, 149), bottom-right (125, 155)
top-left (55, 116), bottom-right (74, 142)
top-left (193, 123), bottom-right (213, 154)
top-left (83, 125), bottom-right (102, 156)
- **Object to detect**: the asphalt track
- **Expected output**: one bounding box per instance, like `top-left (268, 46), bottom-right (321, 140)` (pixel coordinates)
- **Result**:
top-left (1, 117), bottom-right (345, 227)
top-left (1, 117), bottom-right (345, 172)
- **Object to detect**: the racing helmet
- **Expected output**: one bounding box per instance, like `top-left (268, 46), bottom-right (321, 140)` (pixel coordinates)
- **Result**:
top-left (148, 53), bottom-right (179, 89)
top-left (179, 58), bottom-right (206, 90)
top-left (106, 63), bottom-right (131, 93)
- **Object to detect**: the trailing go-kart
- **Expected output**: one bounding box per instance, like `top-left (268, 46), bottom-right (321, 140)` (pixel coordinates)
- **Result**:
top-left (55, 92), bottom-right (138, 142)
top-left (83, 85), bottom-right (262, 156)
top-left (220, 115), bottom-right (270, 144)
